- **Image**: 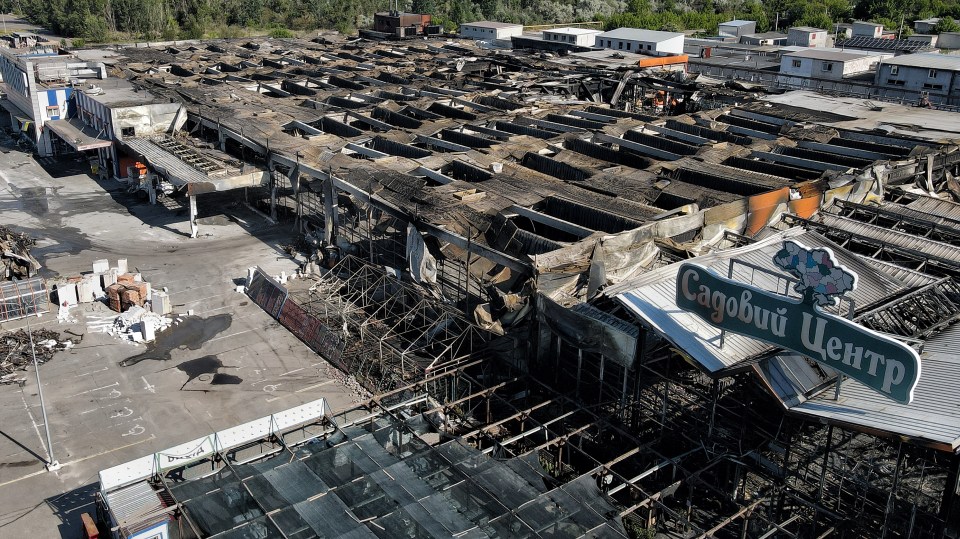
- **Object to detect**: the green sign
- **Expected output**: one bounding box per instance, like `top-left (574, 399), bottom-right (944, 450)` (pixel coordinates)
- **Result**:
top-left (675, 241), bottom-right (921, 404)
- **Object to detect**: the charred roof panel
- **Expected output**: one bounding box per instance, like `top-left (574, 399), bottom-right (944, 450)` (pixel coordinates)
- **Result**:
top-left (521, 152), bottom-right (594, 182)
top-left (723, 156), bottom-right (823, 181)
top-left (545, 114), bottom-right (607, 130)
top-left (494, 121), bottom-right (557, 140)
top-left (564, 137), bottom-right (651, 169)
top-left (664, 119), bottom-right (751, 145)
top-left (624, 130), bottom-right (700, 156)
top-left (439, 128), bottom-right (495, 149)
top-left (372, 107), bottom-right (423, 129)
top-left (536, 196), bottom-right (645, 233)
top-left (428, 102), bottom-right (477, 120)
top-left (370, 136), bottom-right (431, 159)
top-left (585, 106), bottom-right (657, 122)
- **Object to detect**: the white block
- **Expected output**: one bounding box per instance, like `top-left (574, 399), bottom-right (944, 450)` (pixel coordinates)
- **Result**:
top-left (78, 275), bottom-right (96, 303)
top-left (92, 259), bottom-right (109, 273)
top-left (151, 291), bottom-right (171, 315)
top-left (101, 269), bottom-right (118, 289)
top-left (141, 317), bottom-right (156, 341)
top-left (57, 283), bottom-right (79, 307)
top-left (116, 259), bottom-right (128, 274)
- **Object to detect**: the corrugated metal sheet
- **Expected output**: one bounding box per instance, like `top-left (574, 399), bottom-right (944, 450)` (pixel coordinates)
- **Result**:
top-left (105, 480), bottom-right (166, 529)
top-left (673, 159), bottom-right (792, 195)
top-left (858, 256), bottom-right (940, 288)
top-left (872, 201), bottom-right (960, 227)
top-left (122, 138), bottom-right (211, 186)
top-left (611, 228), bottom-right (906, 373)
top-left (521, 152), bottom-right (593, 182)
top-left (791, 322), bottom-right (960, 450)
top-left (881, 52), bottom-right (959, 68)
top-left (906, 195), bottom-right (960, 223)
top-left (624, 129), bottom-right (700, 156)
top-left (819, 213), bottom-right (960, 265)
top-left (756, 354), bottom-right (835, 408)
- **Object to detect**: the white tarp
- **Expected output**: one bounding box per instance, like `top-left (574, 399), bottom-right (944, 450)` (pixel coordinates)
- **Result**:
top-left (407, 224), bottom-right (438, 285)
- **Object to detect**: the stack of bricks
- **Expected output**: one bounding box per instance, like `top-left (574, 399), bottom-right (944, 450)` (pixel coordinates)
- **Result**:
top-left (94, 260), bottom-right (156, 313)
top-left (106, 277), bottom-right (149, 312)
top-left (106, 284), bottom-right (124, 312)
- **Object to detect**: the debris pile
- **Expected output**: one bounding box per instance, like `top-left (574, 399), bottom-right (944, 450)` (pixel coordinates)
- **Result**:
top-left (109, 306), bottom-right (174, 343)
top-left (1, 328), bottom-right (74, 385)
top-left (54, 258), bottom-right (172, 315)
top-left (0, 226), bottom-right (41, 280)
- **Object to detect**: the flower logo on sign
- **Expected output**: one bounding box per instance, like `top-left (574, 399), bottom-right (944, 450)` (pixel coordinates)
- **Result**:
top-left (773, 240), bottom-right (857, 307)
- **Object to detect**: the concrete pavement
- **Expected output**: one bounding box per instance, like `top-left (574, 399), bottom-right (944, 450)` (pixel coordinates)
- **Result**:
top-left (0, 134), bottom-right (361, 537)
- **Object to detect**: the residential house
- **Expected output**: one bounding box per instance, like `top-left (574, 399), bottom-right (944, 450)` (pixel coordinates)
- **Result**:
top-left (460, 21), bottom-right (524, 40)
top-left (542, 27), bottom-right (602, 47)
top-left (718, 20), bottom-right (757, 39)
top-left (594, 28), bottom-right (685, 56)
top-left (787, 27), bottom-right (830, 48)
top-left (875, 53), bottom-right (960, 99)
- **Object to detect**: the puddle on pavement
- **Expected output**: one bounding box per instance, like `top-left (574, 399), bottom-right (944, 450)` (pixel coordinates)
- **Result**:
top-left (177, 355), bottom-right (242, 390)
top-left (17, 186), bottom-right (48, 216)
top-left (120, 314), bottom-right (233, 367)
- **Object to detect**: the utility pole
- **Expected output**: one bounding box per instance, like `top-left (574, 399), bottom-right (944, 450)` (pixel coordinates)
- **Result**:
top-left (26, 318), bottom-right (60, 471)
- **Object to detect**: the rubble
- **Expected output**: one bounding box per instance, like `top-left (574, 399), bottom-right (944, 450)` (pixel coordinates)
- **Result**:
top-left (110, 306), bottom-right (173, 343)
top-left (0, 225), bottom-right (41, 280)
top-left (0, 328), bottom-right (74, 385)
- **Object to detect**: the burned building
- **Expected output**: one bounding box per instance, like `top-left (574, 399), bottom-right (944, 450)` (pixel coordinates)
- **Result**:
top-left (90, 35), bottom-right (960, 539)
top-left (371, 11), bottom-right (438, 38)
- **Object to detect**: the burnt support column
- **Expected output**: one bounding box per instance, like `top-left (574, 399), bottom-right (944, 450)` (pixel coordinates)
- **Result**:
top-left (269, 171), bottom-right (278, 222)
top-left (323, 177), bottom-right (338, 246)
top-left (575, 348), bottom-right (582, 399)
top-left (940, 453), bottom-right (960, 536)
top-left (817, 425), bottom-right (835, 502)
top-left (881, 442), bottom-right (906, 539)
top-left (708, 378), bottom-right (720, 438)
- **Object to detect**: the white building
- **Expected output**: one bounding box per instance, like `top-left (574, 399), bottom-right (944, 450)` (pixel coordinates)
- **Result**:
top-left (852, 21), bottom-right (884, 38)
top-left (0, 48), bottom-right (108, 156)
top-left (787, 27), bottom-right (830, 48)
top-left (542, 27), bottom-right (602, 47)
top-left (875, 53), bottom-right (960, 97)
top-left (740, 32), bottom-right (788, 46)
top-left (460, 21), bottom-right (523, 40)
top-left (780, 49), bottom-right (891, 81)
top-left (718, 20), bottom-right (757, 39)
top-left (594, 28), bottom-right (684, 56)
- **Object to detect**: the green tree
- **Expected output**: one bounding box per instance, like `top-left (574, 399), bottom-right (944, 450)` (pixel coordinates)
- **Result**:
top-left (936, 17), bottom-right (960, 32)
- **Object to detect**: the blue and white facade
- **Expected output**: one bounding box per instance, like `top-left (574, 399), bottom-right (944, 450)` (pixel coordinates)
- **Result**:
top-left (0, 48), bottom-right (103, 156)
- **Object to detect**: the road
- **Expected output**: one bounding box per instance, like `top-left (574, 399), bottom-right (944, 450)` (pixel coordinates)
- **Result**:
top-left (0, 14), bottom-right (62, 41)
top-left (0, 133), bottom-right (361, 537)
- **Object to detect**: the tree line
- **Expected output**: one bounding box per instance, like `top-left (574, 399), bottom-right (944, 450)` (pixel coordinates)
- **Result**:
top-left (2, 0), bottom-right (959, 42)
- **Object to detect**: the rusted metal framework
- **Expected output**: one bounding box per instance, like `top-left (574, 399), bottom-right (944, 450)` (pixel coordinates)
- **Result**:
top-left (293, 256), bottom-right (490, 393)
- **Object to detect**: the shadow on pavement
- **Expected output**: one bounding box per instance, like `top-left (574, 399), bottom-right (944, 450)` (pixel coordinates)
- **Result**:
top-left (33, 154), bottom-right (90, 178)
top-left (46, 482), bottom-right (101, 539)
